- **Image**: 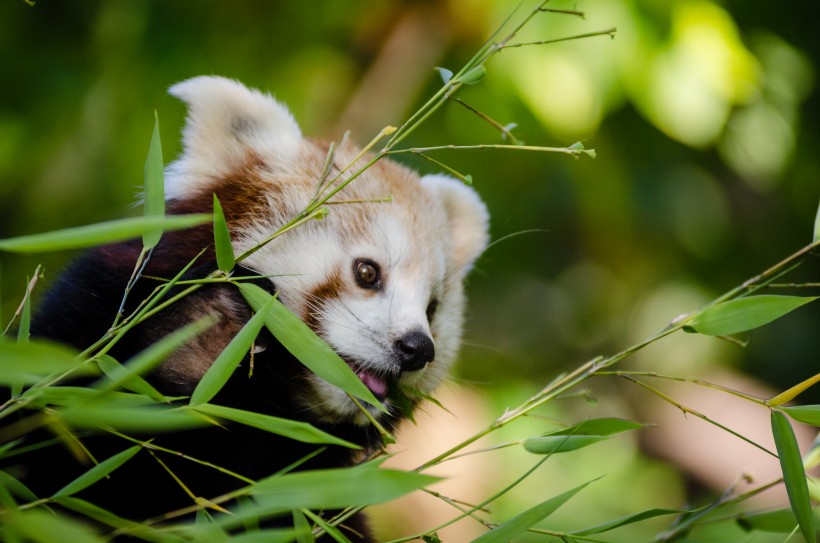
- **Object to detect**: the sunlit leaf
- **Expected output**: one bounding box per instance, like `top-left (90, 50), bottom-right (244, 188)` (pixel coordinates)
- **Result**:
top-left (93, 316), bottom-right (215, 394)
top-left (687, 295), bottom-right (817, 336)
top-left (142, 111), bottom-right (165, 250)
top-left (572, 507), bottom-right (693, 535)
top-left (0, 340), bottom-right (96, 385)
top-left (53, 445), bottom-right (141, 498)
top-left (470, 481), bottom-right (592, 543)
top-left (781, 405), bottom-right (820, 426)
top-left (3, 508), bottom-right (103, 543)
top-left (25, 386), bottom-right (160, 409)
top-left (238, 283), bottom-right (383, 410)
top-left (0, 215), bottom-right (211, 254)
top-left (212, 194), bottom-right (235, 273)
top-left (737, 507), bottom-right (820, 533)
top-left (768, 372), bottom-right (820, 406)
top-left (190, 403), bottom-right (359, 449)
top-left (771, 410), bottom-right (816, 543)
top-left (54, 497), bottom-right (184, 543)
top-left (549, 418), bottom-right (645, 436)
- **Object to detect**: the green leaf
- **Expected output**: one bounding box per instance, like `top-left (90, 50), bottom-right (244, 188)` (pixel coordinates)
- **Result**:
top-left (189, 298), bottom-right (271, 406)
top-left (93, 316), bottom-right (215, 394)
top-left (25, 386), bottom-right (161, 409)
top-left (459, 65), bottom-right (487, 85)
top-left (222, 530), bottom-right (311, 543)
top-left (0, 340), bottom-right (97, 385)
top-left (813, 197), bottom-right (820, 243)
top-left (238, 283), bottom-right (383, 410)
top-left (3, 508), bottom-right (103, 543)
top-left (0, 214), bottom-right (211, 254)
top-left (301, 509), bottom-right (350, 543)
top-left (524, 435), bottom-right (610, 454)
top-left (781, 405), bottom-right (820, 426)
top-left (221, 468), bottom-right (438, 527)
top-left (142, 111), bottom-right (165, 250)
top-left (212, 194), bottom-right (235, 273)
top-left (771, 410), bottom-right (816, 543)
top-left (190, 403), bottom-right (359, 449)
top-left (524, 418), bottom-right (644, 454)
top-left (59, 404), bottom-right (207, 433)
top-left (737, 507), bottom-right (820, 533)
top-left (96, 355), bottom-right (166, 402)
top-left (688, 295), bottom-right (818, 336)
top-left (0, 470), bottom-right (38, 502)
top-left (292, 510), bottom-right (315, 543)
top-left (54, 497), bottom-right (185, 543)
top-left (53, 445), bottom-right (141, 498)
top-left (470, 480), bottom-right (592, 543)
top-left (572, 508), bottom-right (693, 536)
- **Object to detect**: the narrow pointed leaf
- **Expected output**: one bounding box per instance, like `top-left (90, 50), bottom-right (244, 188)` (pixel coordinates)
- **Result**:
top-left (60, 403), bottom-right (207, 432)
top-left (0, 470), bottom-right (38, 502)
top-left (53, 445), bottom-right (141, 498)
top-left (292, 510), bottom-right (315, 543)
top-left (813, 197), bottom-right (820, 243)
top-left (238, 283), bottom-right (383, 410)
top-left (4, 508), bottom-right (103, 543)
top-left (549, 418), bottom-right (645, 436)
top-left (26, 386), bottom-right (162, 408)
top-left (781, 405), bottom-right (820, 426)
top-left (737, 507), bottom-right (820, 533)
top-left (93, 316), bottom-right (215, 394)
top-left (212, 194), bottom-right (235, 273)
top-left (190, 403), bottom-right (359, 448)
top-left (0, 340), bottom-right (97, 385)
top-left (142, 111), bottom-right (165, 249)
top-left (54, 497), bottom-right (185, 543)
top-left (0, 215), bottom-right (211, 254)
top-left (771, 410), bottom-right (816, 543)
top-left (96, 355), bottom-right (166, 402)
top-left (688, 295), bottom-right (817, 336)
top-left (470, 481), bottom-right (592, 543)
top-left (768, 372), bottom-right (820, 406)
top-left (301, 509), bottom-right (350, 543)
top-left (524, 435), bottom-right (610, 454)
top-left (189, 298), bottom-right (271, 406)
top-left (572, 508), bottom-right (693, 535)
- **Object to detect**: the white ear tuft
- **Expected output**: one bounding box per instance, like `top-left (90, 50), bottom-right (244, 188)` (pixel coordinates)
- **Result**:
top-left (165, 76), bottom-right (302, 198)
top-left (421, 174), bottom-right (490, 275)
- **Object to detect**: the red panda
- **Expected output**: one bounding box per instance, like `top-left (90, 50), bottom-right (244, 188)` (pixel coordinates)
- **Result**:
top-left (21, 76), bottom-right (489, 540)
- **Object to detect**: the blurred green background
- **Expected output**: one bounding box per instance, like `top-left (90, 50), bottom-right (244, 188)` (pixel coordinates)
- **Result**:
top-left (1, 1), bottom-right (817, 541)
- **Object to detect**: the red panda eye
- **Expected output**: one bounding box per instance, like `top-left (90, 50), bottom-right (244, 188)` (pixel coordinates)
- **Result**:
top-left (426, 299), bottom-right (439, 323)
top-left (354, 260), bottom-right (380, 289)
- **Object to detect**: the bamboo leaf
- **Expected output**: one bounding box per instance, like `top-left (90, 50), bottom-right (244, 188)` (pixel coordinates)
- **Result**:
top-left (93, 316), bottom-right (215, 394)
top-left (292, 510), bottom-right (315, 543)
top-left (0, 215), bottom-right (211, 254)
top-left (781, 405), bottom-right (820, 426)
top-left (549, 418), bottom-right (645, 436)
top-left (572, 508), bottom-right (693, 536)
top-left (737, 507), bottom-right (820, 533)
top-left (771, 410), bottom-right (816, 543)
top-left (25, 386), bottom-right (162, 409)
top-left (212, 194), bottom-right (235, 273)
top-left (190, 403), bottom-right (359, 449)
top-left (687, 295), bottom-right (818, 336)
top-left (96, 355), bottom-right (167, 402)
top-left (189, 298), bottom-right (271, 406)
top-left (3, 508), bottom-right (103, 543)
top-left (470, 481), bottom-right (592, 543)
top-left (219, 468), bottom-right (437, 531)
top-left (768, 372), bottom-right (820, 406)
top-left (53, 445), bottom-right (141, 498)
top-left (459, 65), bottom-right (487, 85)
top-left (142, 111), bottom-right (165, 250)
top-left (238, 283), bottom-right (384, 410)
top-left (524, 435), bottom-right (610, 454)
top-left (54, 497), bottom-right (185, 543)
top-left (301, 509), bottom-right (350, 543)
top-left (0, 470), bottom-right (38, 502)
top-left (0, 340), bottom-right (97, 385)
top-left (813, 197), bottom-right (820, 243)
top-left (59, 403), bottom-right (207, 433)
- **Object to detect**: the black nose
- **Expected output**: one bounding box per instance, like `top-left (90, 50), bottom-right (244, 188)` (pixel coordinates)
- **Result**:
top-left (394, 331), bottom-right (435, 372)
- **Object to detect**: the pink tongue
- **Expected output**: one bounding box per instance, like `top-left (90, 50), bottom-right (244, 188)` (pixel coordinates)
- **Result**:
top-left (357, 370), bottom-right (388, 401)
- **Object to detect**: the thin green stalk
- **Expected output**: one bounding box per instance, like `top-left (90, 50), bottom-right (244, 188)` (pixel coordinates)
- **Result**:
top-left (501, 28), bottom-right (617, 49)
top-left (387, 143), bottom-right (591, 157)
top-left (596, 371), bottom-right (767, 405)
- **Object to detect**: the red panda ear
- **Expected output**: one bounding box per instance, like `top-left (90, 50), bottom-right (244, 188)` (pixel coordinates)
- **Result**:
top-left (420, 174), bottom-right (490, 276)
top-left (166, 76), bottom-right (302, 199)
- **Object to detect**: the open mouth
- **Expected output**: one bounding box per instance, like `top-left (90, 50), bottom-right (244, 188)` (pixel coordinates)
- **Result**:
top-left (356, 368), bottom-right (389, 402)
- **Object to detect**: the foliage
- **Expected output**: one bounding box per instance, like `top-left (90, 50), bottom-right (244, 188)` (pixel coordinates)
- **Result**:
top-left (1, 1), bottom-right (819, 542)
